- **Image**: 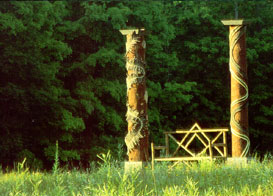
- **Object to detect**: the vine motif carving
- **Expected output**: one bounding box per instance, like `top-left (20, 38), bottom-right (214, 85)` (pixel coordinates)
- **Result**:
top-left (229, 25), bottom-right (250, 157)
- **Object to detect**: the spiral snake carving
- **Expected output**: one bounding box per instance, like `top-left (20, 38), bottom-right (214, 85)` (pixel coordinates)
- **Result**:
top-left (124, 31), bottom-right (147, 154)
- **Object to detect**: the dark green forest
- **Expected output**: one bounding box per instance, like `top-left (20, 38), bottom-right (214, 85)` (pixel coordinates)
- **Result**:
top-left (0, 1), bottom-right (272, 169)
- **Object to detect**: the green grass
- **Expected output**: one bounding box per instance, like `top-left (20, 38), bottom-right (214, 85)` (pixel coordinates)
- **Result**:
top-left (0, 158), bottom-right (273, 196)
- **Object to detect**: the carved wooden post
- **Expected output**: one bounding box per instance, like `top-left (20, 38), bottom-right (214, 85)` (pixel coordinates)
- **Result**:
top-left (120, 29), bottom-right (149, 162)
top-left (221, 20), bottom-right (250, 157)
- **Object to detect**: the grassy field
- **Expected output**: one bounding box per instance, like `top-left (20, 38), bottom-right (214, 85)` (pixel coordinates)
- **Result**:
top-left (0, 155), bottom-right (273, 196)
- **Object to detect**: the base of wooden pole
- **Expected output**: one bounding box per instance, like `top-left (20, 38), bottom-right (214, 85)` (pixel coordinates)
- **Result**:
top-left (226, 157), bottom-right (256, 165)
top-left (124, 161), bottom-right (144, 173)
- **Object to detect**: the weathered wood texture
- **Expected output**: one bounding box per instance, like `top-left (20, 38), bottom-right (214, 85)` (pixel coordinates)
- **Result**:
top-left (120, 29), bottom-right (149, 162)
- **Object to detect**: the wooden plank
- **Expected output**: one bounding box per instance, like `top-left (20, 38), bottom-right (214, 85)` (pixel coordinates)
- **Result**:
top-left (172, 144), bottom-right (182, 157)
top-left (212, 131), bottom-right (223, 144)
top-left (155, 156), bottom-right (227, 162)
top-left (209, 140), bottom-right (213, 160)
top-left (212, 156), bottom-right (227, 159)
top-left (169, 131), bottom-right (195, 156)
top-left (196, 146), bottom-right (209, 157)
top-left (168, 134), bottom-right (179, 145)
top-left (120, 28), bottom-right (145, 35)
top-left (212, 143), bottom-right (227, 147)
top-left (180, 145), bottom-right (195, 157)
top-left (185, 133), bottom-right (196, 148)
top-left (170, 132), bottom-right (192, 156)
top-left (168, 133), bottom-right (197, 157)
top-left (214, 146), bottom-right (224, 157)
top-left (171, 133), bottom-right (195, 157)
top-left (165, 129), bottom-right (229, 134)
top-left (154, 157), bottom-right (211, 161)
top-left (179, 131), bottom-right (191, 147)
top-left (165, 133), bottom-right (169, 156)
top-left (211, 132), bottom-right (226, 157)
top-left (223, 131), bottom-right (227, 157)
top-left (154, 146), bottom-right (166, 150)
top-left (172, 143), bottom-right (195, 157)
top-left (168, 134), bottom-right (181, 156)
top-left (151, 142), bottom-right (155, 170)
top-left (201, 132), bottom-right (210, 142)
top-left (196, 133), bottom-right (208, 147)
top-left (221, 20), bottom-right (250, 26)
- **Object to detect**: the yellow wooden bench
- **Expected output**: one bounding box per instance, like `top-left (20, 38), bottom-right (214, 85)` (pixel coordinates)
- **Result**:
top-left (151, 123), bottom-right (229, 169)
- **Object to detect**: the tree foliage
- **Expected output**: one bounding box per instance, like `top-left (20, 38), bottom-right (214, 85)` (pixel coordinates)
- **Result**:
top-left (0, 1), bottom-right (272, 169)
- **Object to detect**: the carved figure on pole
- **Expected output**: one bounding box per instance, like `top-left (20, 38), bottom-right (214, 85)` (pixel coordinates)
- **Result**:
top-left (120, 29), bottom-right (149, 162)
top-left (221, 20), bottom-right (250, 157)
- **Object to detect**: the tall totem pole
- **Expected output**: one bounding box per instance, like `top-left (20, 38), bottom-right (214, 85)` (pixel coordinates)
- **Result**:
top-left (221, 20), bottom-right (250, 157)
top-left (120, 29), bottom-right (149, 162)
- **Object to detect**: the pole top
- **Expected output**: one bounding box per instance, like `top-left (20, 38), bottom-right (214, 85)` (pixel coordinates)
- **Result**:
top-left (221, 19), bottom-right (250, 26)
top-left (120, 28), bottom-right (145, 35)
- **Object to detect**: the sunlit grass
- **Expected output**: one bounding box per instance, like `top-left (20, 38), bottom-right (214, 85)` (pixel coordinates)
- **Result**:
top-left (0, 155), bottom-right (273, 196)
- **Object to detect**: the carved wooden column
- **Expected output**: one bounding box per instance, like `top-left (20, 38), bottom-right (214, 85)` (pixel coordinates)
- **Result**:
top-left (120, 29), bottom-right (149, 162)
top-left (222, 20), bottom-right (250, 157)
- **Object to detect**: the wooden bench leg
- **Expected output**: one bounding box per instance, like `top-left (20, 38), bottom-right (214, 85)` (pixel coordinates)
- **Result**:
top-left (223, 131), bottom-right (227, 158)
top-left (209, 140), bottom-right (213, 160)
top-left (165, 133), bottom-right (169, 156)
top-left (151, 142), bottom-right (155, 170)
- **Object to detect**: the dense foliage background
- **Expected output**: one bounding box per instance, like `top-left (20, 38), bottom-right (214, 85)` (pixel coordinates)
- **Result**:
top-left (0, 1), bottom-right (272, 169)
